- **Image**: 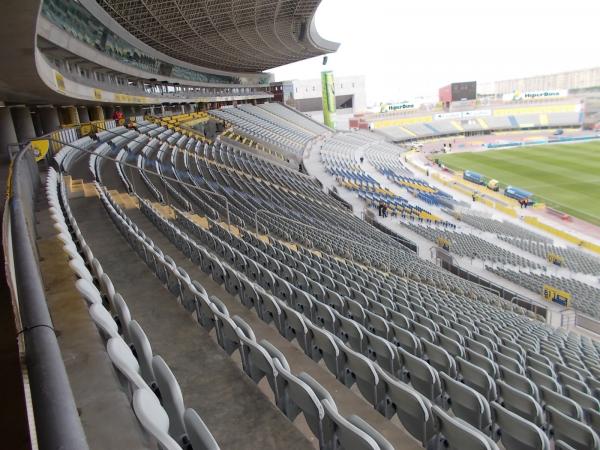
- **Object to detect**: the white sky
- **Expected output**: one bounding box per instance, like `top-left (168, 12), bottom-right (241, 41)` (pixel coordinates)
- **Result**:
top-left (268, 0), bottom-right (600, 105)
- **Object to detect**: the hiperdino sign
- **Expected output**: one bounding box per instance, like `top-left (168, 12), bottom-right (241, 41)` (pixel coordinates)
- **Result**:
top-left (503, 89), bottom-right (568, 102)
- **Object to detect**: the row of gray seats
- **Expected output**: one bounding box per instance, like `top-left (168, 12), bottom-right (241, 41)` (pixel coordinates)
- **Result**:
top-left (98, 185), bottom-right (396, 450)
top-left (46, 168), bottom-right (218, 450)
top-left (138, 197), bottom-right (600, 450)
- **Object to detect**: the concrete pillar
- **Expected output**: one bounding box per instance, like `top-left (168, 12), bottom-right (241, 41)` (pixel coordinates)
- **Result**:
top-left (0, 107), bottom-right (18, 162)
top-left (38, 107), bottom-right (60, 134)
top-left (161, 105), bottom-right (165, 115)
top-left (180, 104), bottom-right (185, 114)
top-left (10, 107), bottom-right (36, 142)
top-left (103, 106), bottom-right (114, 121)
top-left (59, 106), bottom-right (79, 126)
top-left (89, 106), bottom-right (104, 122)
top-left (31, 109), bottom-right (44, 137)
top-left (77, 106), bottom-right (90, 123)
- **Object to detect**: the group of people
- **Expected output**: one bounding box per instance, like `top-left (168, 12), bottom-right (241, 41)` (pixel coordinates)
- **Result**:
top-left (519, 198), bottom-right (530, 208)
top-left (378, 202), bottom-right (389, 217)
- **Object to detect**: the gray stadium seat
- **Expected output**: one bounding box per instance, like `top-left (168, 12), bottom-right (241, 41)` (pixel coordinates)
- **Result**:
top-left (546, 405), bottom-right (600, 450)
top-left (496, 380), bottom-right (544, 427)
top-left (432, 405), bottom-right (500, 450)
top-left (400, 348), bottom-right (442, 403)
top-left (440, 372), bottom-right (492, 434)
top-left (491, 402), bottom-right (549, 450)
top-left (132, 388), bottom-right (181, 450)
top-left (152, 356), bottom-right (187, 444)
top-left (183, 409), bottom-right (220, 450)
top-left (321, 398), bottom-right (388, 450)
top-left (129, 320), bottom-right (156, 390)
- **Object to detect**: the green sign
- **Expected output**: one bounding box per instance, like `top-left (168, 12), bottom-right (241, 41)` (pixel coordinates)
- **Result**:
top-left (321, 70), bottom-right (336, 129)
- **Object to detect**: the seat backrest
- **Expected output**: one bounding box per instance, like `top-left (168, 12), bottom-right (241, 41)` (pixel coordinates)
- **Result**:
top-left (400, 348), bottom-right (441, 402)
top-left (69, 257), bottom-right (94, 281)
top-left (347, 415), bottom-right (394, 450)
top-left (321, 398), bottom-right (380, 450)
top-left (528, 367), bottom-right (561, 393)
top-left (437, 332), bottom-right (465, 359)
top-left (466, 348), bottom-right (498, 378)
top-left (75, 278), bottom-right (103, 305)
top-left (132, 388), bottom-right (181, 450)
top-left (107, 336), bottom-right (147, 391)
top-left (375, 365), bottom-right (435, 447)
top-left (339, 344), bottom-right (380, 407)
top-left (555, 440), bottom-right (578, 450)
top-left (456, 357), bottom-right (497, 402)
top-left (546, 405), bottom-right (600, 450)
top-left (586, 408), bottom-right (600, 438)
top-left (100, 273), bottom-right (116, 309)
top-left (89, 303), bottom-right (119, 340)
top-left (128, 320), bottom-right (155, 387)
top-left (491, 402), bottom-right (549, 450)
top-left (496, 380), bottom-right (543, 426)
top-left (422, 339), bottom-right (456, 377)
top-left (565, 385), bottom-right (600, 411)
top-left (440, 372), bottom-right (491, 433)
top-left (183, 409), bottom-right (219, 450)
top-left (152, 356), bottom-right (186, 443)
top-left (113, 293), bottom-right (132, 342)
top-left (306, 321), bottom-right (341, 376)
top-left (432, 405), bottom-right (499, 450)
top-left (499, 365), bottom-right (538, 400)
top-left (273, 359), bottom-right (324, 445)
top-left (540, 386), bottom-right (583, 420)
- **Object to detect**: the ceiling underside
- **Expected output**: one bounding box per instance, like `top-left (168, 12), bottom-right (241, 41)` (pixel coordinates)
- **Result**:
top-left (96, 0), bottom-right (339, 72)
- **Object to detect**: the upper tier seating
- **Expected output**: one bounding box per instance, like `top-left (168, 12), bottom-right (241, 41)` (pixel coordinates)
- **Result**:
top-left (457, 213), bottom-right (552, 243)
top-left (497, 236), bottom-right (600, 275)
top-left (403, 222), bottom-right (541, 269)
top-left (209, 104), bottom-right (325, 159)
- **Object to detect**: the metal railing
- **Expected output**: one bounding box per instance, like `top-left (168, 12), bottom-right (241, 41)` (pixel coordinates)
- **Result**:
top-left (45, 126), bottom-right (232, 227)
top-left (4, 147), bottom-right (89, 450)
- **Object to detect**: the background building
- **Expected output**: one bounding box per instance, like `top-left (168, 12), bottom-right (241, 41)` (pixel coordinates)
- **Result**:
top-left (479, 67), bottom-right (600, 96)
top-left (270, 75), bottom-right (366, 129)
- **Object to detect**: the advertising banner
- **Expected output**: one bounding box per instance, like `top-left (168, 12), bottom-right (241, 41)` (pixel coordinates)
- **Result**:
top-left (542, 284), bottom-right (571, 307)
top-left (503, 89), bottom-right (568, 102)
top-left (31, 139), bottom-right (50, 162)
top-left (321, 71), bottom-right (336, 129)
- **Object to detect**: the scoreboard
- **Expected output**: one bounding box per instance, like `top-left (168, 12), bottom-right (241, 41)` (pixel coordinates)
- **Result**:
top-left (451, 81), bottom-right (477, 101)
top-left (439, 81), bottom-right (477, 103)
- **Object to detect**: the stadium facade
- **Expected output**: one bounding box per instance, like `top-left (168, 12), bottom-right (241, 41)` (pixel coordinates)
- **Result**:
top-left (0, 0), bottom-right (339, 160)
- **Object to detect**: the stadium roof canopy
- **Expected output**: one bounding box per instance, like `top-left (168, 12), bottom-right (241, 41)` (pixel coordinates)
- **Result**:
top-left (96, 0), bottom-right (340, 72)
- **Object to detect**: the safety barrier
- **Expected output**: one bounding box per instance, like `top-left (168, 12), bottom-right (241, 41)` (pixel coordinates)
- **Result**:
top-left (4, 147), bottom-right (89, 449)
top-left (523, 216), bottom-right (600, 255)
top-left (440, 260), bottom-right (546, 319)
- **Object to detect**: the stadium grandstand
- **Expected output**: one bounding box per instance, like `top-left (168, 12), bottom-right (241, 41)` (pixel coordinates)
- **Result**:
top-left (3, 2), bottom-right (600, 450)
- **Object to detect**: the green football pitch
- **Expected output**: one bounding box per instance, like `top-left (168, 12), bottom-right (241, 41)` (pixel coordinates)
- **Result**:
top-left (437, 140), bottom-right (600, 225)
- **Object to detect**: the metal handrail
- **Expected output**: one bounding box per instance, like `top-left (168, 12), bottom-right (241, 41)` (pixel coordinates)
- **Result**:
top-left (253, 208), bottom-right (394, 272)
top-left (5, 148), bottom-right (89, 450)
